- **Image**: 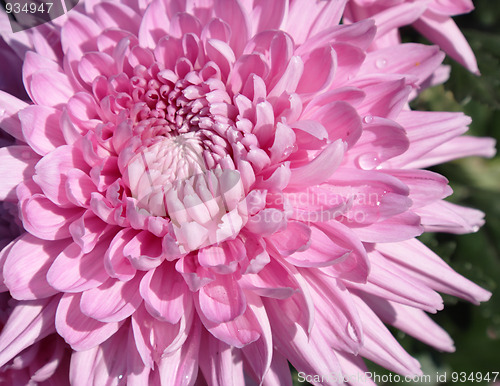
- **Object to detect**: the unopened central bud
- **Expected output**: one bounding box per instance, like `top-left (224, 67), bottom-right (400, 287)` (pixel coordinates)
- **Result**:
top-left (126, 133), bottom-right (208, 216)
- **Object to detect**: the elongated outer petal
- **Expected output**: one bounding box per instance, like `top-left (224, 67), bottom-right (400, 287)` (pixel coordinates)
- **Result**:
top-left (353, 294), bottom-right (422, 376)
top-left (404, 136), bottom-right (496, 169)
top-left (69, 324), bottom-right (130, 386)
top-left (415, 200), bottom-right (485, 234)
top-left (377, 239), bottom-right (491, 304)
top-left (414, 11), bottom-right (479, 74)
top-left (362, 293), bottom-right (455, 352)
top-left (199, 332), bottom-right (245, 386)
top-left (3, 234), bottom-right (71, 300)
top-left (0, 146), bottom-right (38, 201)
top-left (56, 293), bottom-right (123, 351)
top-left (240, 293), bottom-right (273, 382)
top-left (348, 250), bottom-right (444, 313)
top-left (361, 44), bottom-right (445, 85)
top-left (0, 90), bottom-right (28, 141)
top-left (265, 295), bottom-right (343, 381)
top-left (0, 296), bottom-right (60, 368)
top-left (157, 318), bottom-right (201, 386)
top-left (302, 270), bottom-right (363, 355)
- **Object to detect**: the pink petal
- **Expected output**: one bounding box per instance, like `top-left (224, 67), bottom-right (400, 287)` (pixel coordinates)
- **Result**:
top-left (80, 275), bottom-right (143, 323)
top-left (198, 239), bottom-right (245, 274)
top-left (302, 100), bottom-right (362, 149)
top-left (0, 91), bottom-right (28, 141)
top-left (414, 11), bottom-right (479, 74)
top-left (138, 0), bottom-right (170, 48)
top-left (351, 211), bottom-right (423, 243)
top-left (362, 293), bottom-right (455, 352)
top-left (0, 146), bottom-right (38, 202)
top-left (104, 228), bottom-right (137, 281)
top-left (268, 221), bottom-right (311, 257)
top-left (139, 262), bottom-right (189, 324)
top-left (29, 70), bottom-right (75, 108)
top-left (304, 271), bottom-right (363, 354)
top-left (19, 106), bottom-right (65, 156)
top-left (69, 211), bottom-right (110, 253)
top-left (240, 294), bottom-right (273, 382)
top-left (296, 45), bottom-right (336, 96)
top-left (353, 294), bottom-right (422, 376)
top-left (354, 76), bottom-right (412, 120)
top-left (196, 298), bottom-right (261, 349)
top-left (0, 296), bottom-right (59, 368)
top-left (315, 221), bottom-right (370, 283)
top-left (377, 239), bottom-right (491, 304)
top-left (386, 169), bottom-right (451, 208)
top-left (362, 43), bottom-right (445, 85)
top-left (286, 0), bottom-right (347, 44)
top-left (348, 250), bottom-right (444, 313)
top-left (34, 145), bottom-right (88, 207)
top-left (214, 0), bottom-right (250, 57)
top-left (199, 332), bottom-right (244, 385)
top-left (288, 140), bottom-right (346, 188)
top-left (264, 296), bottom-right (342, 379)
top-left (78, 52), bottom-right (117, 85)
top-left (123, 230), bottom-right (164, 270)
top-left (239, 257), bottom-right (297, 299)
top-left (371, 2), bottom-right (426, 40)
top-left (404, 136), bottom-right (496, 169)
top-left (69, 325), bottom-right (129, 386)
top-left (3, 233), bottom-right (70, 300)
top-left (198, 274), bottom-right (246, 324)
top-left (93, 2), bottom-right (141, 34)
top-left (261, 351), bottom-right (293, 385)
top-left (131, 303), bottom-right (192, 368)
top-left (19, 193), bottom-right (83, 241)
top-left (385, 111), bottom-right (470, 168)
top-left (157, 318), bottom-right (201, 386)
top-left (56, 293), bottom-right (122, 351)
top-left (250, 0), bottom-right (287, 34)
top-left (61, 12), bottom-right (100, 55)
top-left (47, 238), bottom-right (110, 293)
top-left (415, 200), bottom-right (485, 234)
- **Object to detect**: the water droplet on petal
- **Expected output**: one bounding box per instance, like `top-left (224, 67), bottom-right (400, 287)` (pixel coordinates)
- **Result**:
top-left (375, 58), bottom-right (387, 69)
top-left (357, 152), bottom-right (380, 170)
top-left (363, 115), bottom-right (373, 124)
top-left (0, 109), bottom-right (5, 117)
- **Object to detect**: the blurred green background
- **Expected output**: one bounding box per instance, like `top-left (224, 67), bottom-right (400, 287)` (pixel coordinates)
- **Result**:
top-left (294, 0), bottom-right (500, 384)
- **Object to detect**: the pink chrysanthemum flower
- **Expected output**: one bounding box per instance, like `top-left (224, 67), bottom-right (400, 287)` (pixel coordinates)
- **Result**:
top-left (345, 0), bottom-right (479, 74)
top-left (0, 0), bottom-right (495, 384)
